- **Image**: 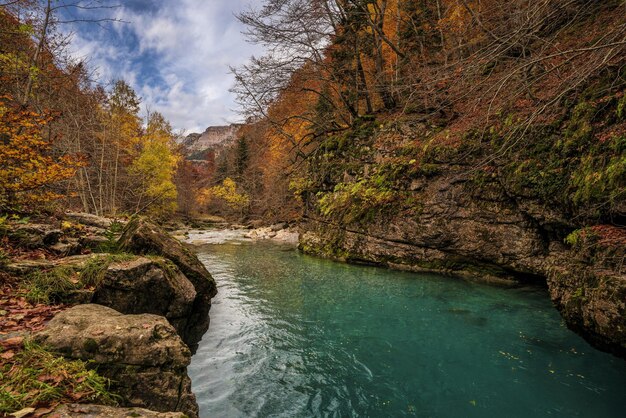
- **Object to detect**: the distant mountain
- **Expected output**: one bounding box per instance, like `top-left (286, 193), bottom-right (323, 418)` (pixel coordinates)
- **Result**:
top-left (182, 124), bottom-right (242, 160)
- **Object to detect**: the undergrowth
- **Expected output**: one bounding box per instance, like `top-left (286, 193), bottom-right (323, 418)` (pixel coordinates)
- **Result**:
top-left (24, 253), bottom-right (135, 304)
top-left (0, 340), bottom-right (118, 414)
top-left (97, 220), bottom-right (125, 253)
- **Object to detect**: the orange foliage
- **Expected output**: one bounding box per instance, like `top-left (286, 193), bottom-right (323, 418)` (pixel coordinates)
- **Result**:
top-left (0, 95), bottom-right (85, 209)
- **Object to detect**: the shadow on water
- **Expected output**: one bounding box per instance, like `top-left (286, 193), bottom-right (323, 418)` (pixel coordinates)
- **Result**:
top-left (189, 238), bottom-right (626, 418)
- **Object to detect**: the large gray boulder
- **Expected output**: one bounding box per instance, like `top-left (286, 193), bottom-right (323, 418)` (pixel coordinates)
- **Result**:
top-left (118, 218), bottom-right (217, 352)
top-left (92, 257), bottom-right (197, 346)
top-left (118, 218), bottom-right (217, 298)
top-left (34, 304), bottom-right (199, 418)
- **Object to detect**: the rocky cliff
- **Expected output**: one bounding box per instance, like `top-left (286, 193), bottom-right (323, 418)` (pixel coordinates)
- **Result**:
top-left (297, 89), bottom-right (626, 358)
top-left (182, 124), bottom-right (241, 160)
top-left (300, 172), bottom-right (626, 357)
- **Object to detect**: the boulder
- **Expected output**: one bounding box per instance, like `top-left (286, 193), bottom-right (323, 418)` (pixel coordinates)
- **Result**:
top-left (118, 218), bottom-right (216, 298)
top-left (270, 222), bottom-right (287, 231)
top-left (117, 218), bottom-right (217, 352)
top-left (92, 257), bottom-right (197, 345)
top-left (548, 260), bottom-right (626, 357)
top-left (64, 212), bottom-right (116, 229)
top-left (7, 224), bottom-right (61, 249)
top-left (34, 304), bottom-right (198, 418)
top-left (51, 404), bottom-right (186, 417)
top-left (4, 253), bottom-right (107, 281)
top-left (4, 259), bottom-right (54, 275)
top-left (49, 238), bottom-right (82, 256)
top-left (79, 233), bottom-right (110, 251)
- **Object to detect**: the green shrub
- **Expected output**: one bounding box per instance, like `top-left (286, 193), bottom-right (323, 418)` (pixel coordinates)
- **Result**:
top-left (317, 180), bottom-right (396, 223)
top-left (97, 220), bottom-right (125, 253)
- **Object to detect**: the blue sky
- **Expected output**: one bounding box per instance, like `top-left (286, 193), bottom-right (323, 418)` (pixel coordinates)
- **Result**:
top-left (67, 0), bottom-right (263, 133)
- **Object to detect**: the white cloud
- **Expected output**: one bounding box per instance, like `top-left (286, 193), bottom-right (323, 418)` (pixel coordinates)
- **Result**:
top-left (68, 0), bottom-right (264, 133)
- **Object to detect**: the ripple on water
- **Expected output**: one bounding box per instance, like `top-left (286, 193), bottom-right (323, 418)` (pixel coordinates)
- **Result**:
top-left (190, 242), bottom-right (626, 418)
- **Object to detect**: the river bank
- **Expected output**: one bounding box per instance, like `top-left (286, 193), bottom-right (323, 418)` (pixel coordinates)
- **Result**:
top-left (0, 213), bottom-right (217, 417)
top-left (1, 213), bottom-right (624, 417)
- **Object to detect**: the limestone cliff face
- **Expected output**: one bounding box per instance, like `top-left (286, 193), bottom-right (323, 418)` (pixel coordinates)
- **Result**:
top-left (182, 124), bottom-right (241, 160)
top-left (298, 115), bottom-right (625, 358)
top-left (301, 166), bottom-right (549, 283)
top-left (300, 167), bottom-right (625, 357)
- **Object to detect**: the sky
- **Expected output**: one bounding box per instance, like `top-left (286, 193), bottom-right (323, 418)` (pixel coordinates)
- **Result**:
top-left (66, 0), bottom-right (263, 133)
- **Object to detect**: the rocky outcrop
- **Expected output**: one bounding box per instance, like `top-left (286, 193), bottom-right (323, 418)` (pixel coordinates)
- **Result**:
top-left (1, 213), bottom-right (120, 258)
top-left (6, 223), bottom-right (61, 249)
top-left (2, 214), bottom-right (217, 415)
top-left (546, 232), bottom-right (626, 357)
top-left (92, 257), bottom-right (198, 346)
top-left (548, 263), bottom-right (626, 357)
top-left (301, 170), bottom-right (549, 283)
top-left (118, 218), bottom-right (217, 352)
top-left (51, 404), bottom-right (186, 417)
top-left (34, 304), bottom-right (199, 418)
top-left (300, 165), bottom-right (626, 357)
top-left (64, 212), bottom-right (116, 229)
top-left (182, 123), bottom-right (241, 160)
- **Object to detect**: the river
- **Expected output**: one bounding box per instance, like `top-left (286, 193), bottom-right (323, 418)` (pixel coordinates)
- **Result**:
top-left (188, 231), bottom-right (626, 417)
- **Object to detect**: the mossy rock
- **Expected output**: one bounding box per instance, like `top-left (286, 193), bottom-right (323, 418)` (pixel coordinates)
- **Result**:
top-left (118, 217), bottom-right (217, 299)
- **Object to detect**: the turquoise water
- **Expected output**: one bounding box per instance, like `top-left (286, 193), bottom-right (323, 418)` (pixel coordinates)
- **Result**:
top-left (189, 238), bottom-right (626, 418)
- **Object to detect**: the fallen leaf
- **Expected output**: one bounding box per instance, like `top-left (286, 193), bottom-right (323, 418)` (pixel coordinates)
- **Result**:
top-left (2, 336), bottom-right (24, 347)
top-left (69, 391), bottom-right (88, 401)
top-left (32, 407), bottom-right (53, 417)
top-left (1, 350), bottom-right (15, 359)
top-left (11, 407), bottom-right (35, 418)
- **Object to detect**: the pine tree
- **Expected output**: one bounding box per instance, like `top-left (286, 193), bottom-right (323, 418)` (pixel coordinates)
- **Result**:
top-left (235, 135), bottom-right (249, 178)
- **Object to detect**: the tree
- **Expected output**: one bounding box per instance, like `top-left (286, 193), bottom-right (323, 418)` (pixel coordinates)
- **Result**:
top-left (0, 94), bottom-right (84, 210)
top-left (104, 79), bottom-right (142, 215)
top-left (130, 111), bottom-right (180, 217)
top-left (197, 178), bottom-right (250, 217)
top-left (235, 135), bottom-right (249, 178)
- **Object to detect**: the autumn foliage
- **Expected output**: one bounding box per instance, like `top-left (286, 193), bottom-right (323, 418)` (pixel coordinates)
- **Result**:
top-left (0, 95), bottom-right (84, 210)
top-left (0, 5), bottom-right (182, 218)
top-left (220, 0), bottom-right (626, 223)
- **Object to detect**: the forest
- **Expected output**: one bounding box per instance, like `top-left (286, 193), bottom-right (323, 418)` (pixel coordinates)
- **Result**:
top-left (222, 0), bottom-right (626, 225)
top-left (0, 0), bottom-right (624, 226)
top-left (1, 0), bottom-right (626, 416)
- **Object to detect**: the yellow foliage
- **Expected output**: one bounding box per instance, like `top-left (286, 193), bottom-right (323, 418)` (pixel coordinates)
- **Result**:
top-left (0, 95), bottom-right (84, 209)
top-left (130, 113), bottom-right (180, 216)
top-left (197, 178), bottom-right (250, 212)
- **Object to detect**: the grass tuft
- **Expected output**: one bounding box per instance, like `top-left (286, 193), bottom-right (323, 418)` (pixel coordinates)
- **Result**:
top-left (0, 340), bottom-right (118, 414)
top-left (24, 253), bottom-right (137, 304)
